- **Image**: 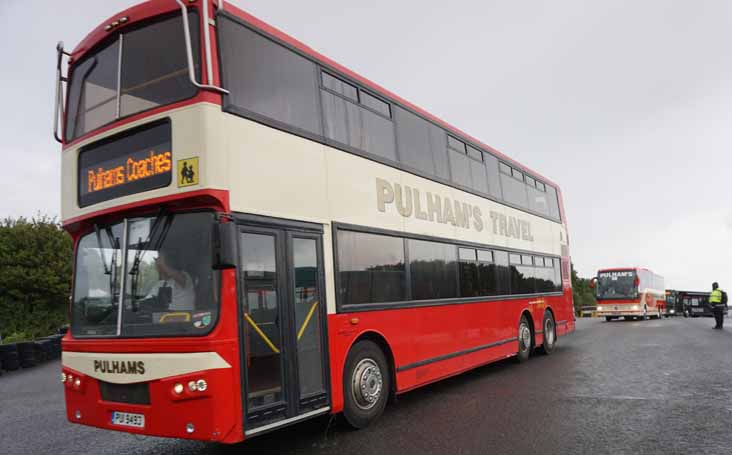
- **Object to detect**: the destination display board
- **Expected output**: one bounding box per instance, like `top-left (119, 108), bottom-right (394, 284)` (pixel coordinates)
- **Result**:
top-left (78, 119), bottom-right (172, 208)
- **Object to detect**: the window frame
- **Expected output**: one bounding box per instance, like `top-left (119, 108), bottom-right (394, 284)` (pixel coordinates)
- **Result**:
top-left (65, 10), bottom-right (201, 142)
top-left (333, 222), bottom-right (563, 313)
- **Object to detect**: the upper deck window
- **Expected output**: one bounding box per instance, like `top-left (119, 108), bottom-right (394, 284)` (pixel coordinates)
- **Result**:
top-left (322, 72), bottom-right (358, 102)
top-left (65, 12), bottom-right (200, 141)
top-left (360, 91), bottom-right (391, 118)
top-left (219, 16), bottom-right (322, 136)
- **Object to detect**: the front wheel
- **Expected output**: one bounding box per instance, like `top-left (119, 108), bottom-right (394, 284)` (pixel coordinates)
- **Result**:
top-left (343, 340), bottom-right (390, 429)
top-left (538, 312), bottom-right (557, 355)
top-left (515, 315), bottom-right (533, 363)
top-left (605, 316), bottom-right (613, 322)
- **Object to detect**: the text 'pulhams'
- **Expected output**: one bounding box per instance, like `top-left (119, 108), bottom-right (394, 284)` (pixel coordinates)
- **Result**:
top-left (93, 359), bottom-right (146, 375)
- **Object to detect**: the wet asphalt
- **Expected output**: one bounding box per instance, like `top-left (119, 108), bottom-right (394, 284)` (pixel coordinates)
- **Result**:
top-left (2, 316), bottom-right (732, 455)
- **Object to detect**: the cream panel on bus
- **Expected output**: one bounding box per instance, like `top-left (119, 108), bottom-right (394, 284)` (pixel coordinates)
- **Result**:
top-left (321, 149), bottom-right (560, 256)
top-left (61, 103), bottom-right (226, 224)
top-left (223, 115), bottom-right (330, 225)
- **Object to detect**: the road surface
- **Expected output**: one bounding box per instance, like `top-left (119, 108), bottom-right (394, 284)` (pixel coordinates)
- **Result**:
top-left (2, 316), bottom-right (732, 454)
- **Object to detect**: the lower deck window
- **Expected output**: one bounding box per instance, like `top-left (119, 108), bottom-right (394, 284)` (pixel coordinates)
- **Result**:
top-left (337, 230), bottom-right (406, 305)
top-left (336, 228), bottom-right (562, 308)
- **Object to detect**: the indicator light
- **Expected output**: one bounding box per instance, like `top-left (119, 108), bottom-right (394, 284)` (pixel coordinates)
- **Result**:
top-left (173, 383), bottom-right (184, 394)
top-left (61, 372), bottom-right (67, 383)
top-left (186, 423), bottom-right (195, 433)
top-left (74, 378), bottom-right (81, 388)
top-left (188, 381), bottom-right (198, 392)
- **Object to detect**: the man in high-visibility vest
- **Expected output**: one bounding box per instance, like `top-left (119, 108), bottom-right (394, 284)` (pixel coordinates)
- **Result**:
top-left (710, 282), bottom-right (725, 329)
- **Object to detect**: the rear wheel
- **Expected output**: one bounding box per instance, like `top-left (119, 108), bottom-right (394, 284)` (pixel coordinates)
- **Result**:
top-left (605, 316), bottom-right (614, 322)
top-left (538, 312), bottom-right (557, 355)
top-left (343, 340), bottom-right (390, 429)
top-left (515, 315), bottom-right (533, 363)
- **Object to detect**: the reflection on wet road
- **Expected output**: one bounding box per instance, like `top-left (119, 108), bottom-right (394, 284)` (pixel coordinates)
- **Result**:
top-left (3, 317), bottom-right (732, 455)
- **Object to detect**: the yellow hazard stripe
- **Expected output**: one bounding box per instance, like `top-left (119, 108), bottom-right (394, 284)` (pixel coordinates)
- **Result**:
top-left (244, 313), bottom-right (280, 354)
top-left (297, 301), bottom-right (319, 341)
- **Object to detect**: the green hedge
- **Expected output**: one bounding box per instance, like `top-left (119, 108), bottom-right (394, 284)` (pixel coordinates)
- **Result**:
top-left (571, 263), bottom-right (597, 314)
top-left (0, 215), bottom-right (72, 342)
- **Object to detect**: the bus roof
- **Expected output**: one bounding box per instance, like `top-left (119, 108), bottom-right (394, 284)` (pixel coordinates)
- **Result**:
top-left (598, 267), bottom-right (649, 273)
top-left (68, 0), bottom-right (562, 192)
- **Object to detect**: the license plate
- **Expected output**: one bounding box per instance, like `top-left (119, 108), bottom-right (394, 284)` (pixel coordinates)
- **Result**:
top-left (693, 308), bottom-right (702, 313)
top-left (111, 411), bottom-right (145, 428)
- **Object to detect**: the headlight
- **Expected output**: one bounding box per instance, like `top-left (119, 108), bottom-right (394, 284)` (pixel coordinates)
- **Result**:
top-left (670, 309), bottom-right (675, 314)
top-left (597, 306), bottom-right (603, 311)
top-left (632, 305), bottom-right (640, 310)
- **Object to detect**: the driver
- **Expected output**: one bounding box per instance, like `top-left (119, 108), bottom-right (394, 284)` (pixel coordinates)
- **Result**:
top-left (145, 250), bottom-right (195, 311)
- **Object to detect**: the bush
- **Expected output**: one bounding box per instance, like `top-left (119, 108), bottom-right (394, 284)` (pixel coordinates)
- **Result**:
top-left (0, 214), bottom-right (72, 341)
top-left (571, 263), bottom-right (596, 315)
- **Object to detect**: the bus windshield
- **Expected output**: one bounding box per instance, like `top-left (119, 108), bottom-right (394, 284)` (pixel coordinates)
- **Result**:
top-left (597, 270), bottom-right (637, 300)
top-left (72, 212), bottom-right (219, 337)
top-left (64, 11), bottom-right (200, 140)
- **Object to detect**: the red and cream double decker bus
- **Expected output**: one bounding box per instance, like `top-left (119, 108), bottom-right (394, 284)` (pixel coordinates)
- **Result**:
top-left (55, 0), bottom-right (574, 443)
top-left (594, 268), bottom-right (665, 321)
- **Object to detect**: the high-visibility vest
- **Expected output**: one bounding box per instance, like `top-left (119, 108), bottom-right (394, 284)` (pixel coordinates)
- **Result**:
top-left (710, 289), bottom-right (723, 304)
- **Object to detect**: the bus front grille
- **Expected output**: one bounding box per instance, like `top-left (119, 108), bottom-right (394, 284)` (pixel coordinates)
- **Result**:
top-left (99, 381), bottom-right (150, 405)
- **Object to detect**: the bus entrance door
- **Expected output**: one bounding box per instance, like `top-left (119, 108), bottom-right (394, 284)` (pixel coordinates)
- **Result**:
top-left (237, 225), bottom-right (329, 435)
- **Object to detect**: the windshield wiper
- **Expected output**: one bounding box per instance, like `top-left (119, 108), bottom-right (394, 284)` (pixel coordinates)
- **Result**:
top-left (94, 223), bottom-right (111, 275)
top-left (128, 210), bottom-right (170, 302)
top-left (107, 229), bottom-right (120, 297)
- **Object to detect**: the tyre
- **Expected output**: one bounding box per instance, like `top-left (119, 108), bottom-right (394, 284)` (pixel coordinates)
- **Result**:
top-left (17, 342), bottom-right (37, 368)
top-left (515, 315), bottom-right (533, 363)
top-left (605, 316), bottom-right (613, 322)
top-left (343, 340), bottom-right (390, 429)
top-left (625, 316), bottom-right (635, 321)
top-left (35, 340), bottom-right (53, 361)
top-left (538, 312), bottom-right (557, 355)
top-left (3, 353), bottom-right (20, 371)
top-left (0, 344), bottom-right (20, 371)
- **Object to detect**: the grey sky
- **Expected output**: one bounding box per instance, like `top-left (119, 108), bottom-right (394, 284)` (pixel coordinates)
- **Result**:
top-left (1, 0), bottom-right (730, 290)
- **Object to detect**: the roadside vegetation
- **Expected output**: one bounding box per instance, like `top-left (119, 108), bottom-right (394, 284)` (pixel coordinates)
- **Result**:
top-left (0, 215), bottom-right (72, 343)
top-left (572, 264), bottom-right (597, 315)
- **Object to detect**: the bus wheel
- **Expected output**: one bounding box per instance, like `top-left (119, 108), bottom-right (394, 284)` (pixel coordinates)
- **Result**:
top-left (515, 315), bottom-right (533, 363)
top-left (538, 312), bottom-right (556, 355)
top-left (343, 340), bottom-right (390, 429)
top-left (605, 316), bottom-right (613, 322)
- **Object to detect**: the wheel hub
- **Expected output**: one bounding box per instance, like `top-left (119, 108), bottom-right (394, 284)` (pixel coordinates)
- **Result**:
top-left (352, 358), bottom-right (383, 410)
top-left (545, 319), bottom-right (555, 346)
top-left (519, 323), bottom-right (532, 351)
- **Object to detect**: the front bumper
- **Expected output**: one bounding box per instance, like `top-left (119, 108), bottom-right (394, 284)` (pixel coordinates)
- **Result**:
top-left (61, 351), bottom-right (242, 443)
top-left (597, 305), bottom-right (645, 317)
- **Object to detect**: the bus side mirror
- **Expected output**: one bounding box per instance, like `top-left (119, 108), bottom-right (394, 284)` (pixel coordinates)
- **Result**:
top-left (589, 277), bottom-right (597, 289)
top-left (212, 222), bottom-right (237, 269)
